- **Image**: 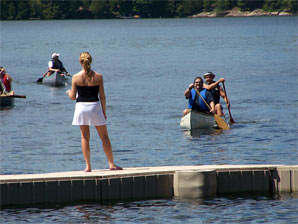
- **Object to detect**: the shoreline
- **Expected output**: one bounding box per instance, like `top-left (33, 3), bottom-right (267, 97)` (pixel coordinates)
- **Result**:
top-left (2, 8), bottom-right (296, 21)
top-left (190, 8), bottom-right (294, 18)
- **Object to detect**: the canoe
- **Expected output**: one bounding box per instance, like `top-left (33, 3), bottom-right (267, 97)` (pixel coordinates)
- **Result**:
top-left (0, 95), bottom-right (14, 108)
top-left (180, 110), bottom-right (227, 130)
top-left (42, 72), bottom-right (68, 86)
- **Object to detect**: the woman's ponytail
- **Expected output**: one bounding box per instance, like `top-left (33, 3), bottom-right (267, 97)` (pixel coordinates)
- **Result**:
top-left (80, 52), bottom-right (93, 79)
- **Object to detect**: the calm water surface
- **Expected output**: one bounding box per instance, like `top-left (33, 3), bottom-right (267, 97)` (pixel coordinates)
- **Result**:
top-left (0, 17), bottom-right (297, 223)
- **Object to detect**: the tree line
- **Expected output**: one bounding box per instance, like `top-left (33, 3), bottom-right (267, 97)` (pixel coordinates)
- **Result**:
top-left (1, 0), bottom-right (297, 20)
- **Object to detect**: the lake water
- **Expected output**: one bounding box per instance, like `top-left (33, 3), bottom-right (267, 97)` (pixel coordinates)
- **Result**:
top-left (0, 17), bottom-right (297, 223)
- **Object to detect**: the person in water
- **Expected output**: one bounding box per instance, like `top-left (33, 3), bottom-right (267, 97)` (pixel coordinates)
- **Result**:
top-left (45, 53), bottom-right (68, 77)
top-left (183, 76), bottom-right (215, 116)
top-left (0, 66), bottom-right (14, 95)
top-left (66, 52), bottom-right (122, 172)
top-left (203, 72), bottom-right (230, 116)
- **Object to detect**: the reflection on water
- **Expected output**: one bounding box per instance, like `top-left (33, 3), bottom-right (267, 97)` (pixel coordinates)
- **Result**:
top-left (2, 194), bottom-right (297, 223)
top-left (0, 106), bottom-right (14, 111)
top-left (183, 128), bottom-right (224, 139)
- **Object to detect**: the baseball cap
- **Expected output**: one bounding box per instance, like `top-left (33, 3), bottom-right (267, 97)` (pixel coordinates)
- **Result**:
top-left (51, 53), bottom-right (60, 58)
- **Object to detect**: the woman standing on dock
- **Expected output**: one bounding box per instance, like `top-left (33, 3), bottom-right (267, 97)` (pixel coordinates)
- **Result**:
top-left (66, 52), bottom-right (122, 172)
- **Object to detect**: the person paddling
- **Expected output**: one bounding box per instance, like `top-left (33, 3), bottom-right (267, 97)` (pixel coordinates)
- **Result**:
top-left (66, 52), bottom-right (122, 172)
top-left (44, 53), bottom-right (68, 78)
top-left (183, 76), bottom-right (215, 116)
top-left (0, 66), bottom-right (14, 96)
top-left (203, 72), bottom-right (230, 116)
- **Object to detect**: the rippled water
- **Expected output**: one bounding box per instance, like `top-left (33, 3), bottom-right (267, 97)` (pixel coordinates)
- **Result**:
top-left (0, 16), bottom-right (297, 222)
top-left (1, 194), bottom-right (298, 223)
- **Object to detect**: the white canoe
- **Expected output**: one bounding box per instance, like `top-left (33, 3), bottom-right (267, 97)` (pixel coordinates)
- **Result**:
top-left (180, 110), bottom-right (226, 130)
top-left (42, 72), bottom-right (68, 86)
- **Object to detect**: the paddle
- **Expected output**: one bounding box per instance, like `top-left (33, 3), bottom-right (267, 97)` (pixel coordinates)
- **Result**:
top-left (194, 87), bottom-right (230, 130)
top-left (0, 95), bottom-right (26, 98)
top-left (222, 82), bottom-right (235, 123)
top-left (64, 72), bottom-right (72, 77)
top-left (36, 71), bottom-right (48, 83)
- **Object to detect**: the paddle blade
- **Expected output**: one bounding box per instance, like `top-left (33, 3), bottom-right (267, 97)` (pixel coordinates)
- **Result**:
top-left (214, 114), bottom-right (230, 130)
top-left (230, 117), bottom-right (235, 124)
top-left (37, 78), bottom-right (43, 83)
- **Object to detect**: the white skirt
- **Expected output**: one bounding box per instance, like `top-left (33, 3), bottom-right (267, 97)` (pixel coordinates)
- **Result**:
top-left (72, 102), bottom-right (106, 126)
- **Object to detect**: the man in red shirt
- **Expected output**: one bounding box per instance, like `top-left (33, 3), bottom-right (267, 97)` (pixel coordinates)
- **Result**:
top-left (0, 66), bottom-right (14, 95)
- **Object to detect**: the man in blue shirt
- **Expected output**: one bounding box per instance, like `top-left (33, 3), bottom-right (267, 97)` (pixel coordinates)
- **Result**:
top-left (183, 76), bottom-right (215, 116)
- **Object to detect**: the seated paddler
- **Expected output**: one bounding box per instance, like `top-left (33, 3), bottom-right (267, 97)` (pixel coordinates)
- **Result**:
top-left (0, 66), bottom-right (14, 96)
top-left (183, 76), bottom-right (215, 116)
top-left (45, 53), bottom-right (68, 77)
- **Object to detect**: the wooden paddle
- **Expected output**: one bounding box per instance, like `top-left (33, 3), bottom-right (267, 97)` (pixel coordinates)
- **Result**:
top-left (194, 87), bottom-right (230, 130)
top-left (222, 82), bottom-right (235, 123)
top-left (37, 71), bottom-right (48, 83)
top-left (64, 72), bottom-right (72, 77)
top-left (0, 95), bottom-right (26, 98)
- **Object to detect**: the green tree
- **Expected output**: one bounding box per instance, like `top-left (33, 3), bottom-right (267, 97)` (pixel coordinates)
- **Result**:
top-left (215, 0), bottom-right (231, 16)
top-left (117, 0), bottom-right (134, 17)
top-left (40, 0), bottom-right (61, 19)
top-left (178, 0), bottom-right (204, 17)
top-left (29, 0), bottom-right (42, 19)
top-left (66, 1), bottom-right (84, 19)
top-left (237, 0), bottom-right (265, 11)
top-left (16, 1), bottom-right (31, 19)
top-left (8, 2), bottom-right (17, 19)
top-left (133, 0), bottom-right (153, 18)
top-left (90, 0), bottom-right (114, 18)
top-left (150, 1), bottom-right (172, 18)
top-left (264, 0), bottom-right (283, 11)
top-left (203, 0), bottom-right (215, 12)
top-left (1, 0), bottom-right (10, 20)
top-left (283, 0), bottom-right (298, 13)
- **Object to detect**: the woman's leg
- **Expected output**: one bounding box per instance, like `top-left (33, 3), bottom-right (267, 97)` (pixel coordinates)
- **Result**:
top-left (95, 125), bottom-right (122, 170)
top-left (80, 125), bottom-right (91, 172)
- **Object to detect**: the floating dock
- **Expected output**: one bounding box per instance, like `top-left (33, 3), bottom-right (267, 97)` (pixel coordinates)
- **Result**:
top-left (1, 165), bottom-right (297, 208)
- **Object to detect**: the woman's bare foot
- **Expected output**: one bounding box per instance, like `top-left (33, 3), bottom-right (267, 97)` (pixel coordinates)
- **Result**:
top-left (84, 168), bottom-right (91, 172)
top-left (109, 165), bottom-right (122, 171)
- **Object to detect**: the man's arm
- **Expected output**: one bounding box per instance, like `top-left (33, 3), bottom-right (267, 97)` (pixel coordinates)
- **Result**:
top-left (203, 78), bottom-right (225, 90)
top-left (4, 73), bottom-right (13, 82)
top-left (209, 101), bottom-right (215, 113)
top-left (219, 86), bottom-right (230, 108)
top-left (184, 83), bottom-right (194, 98)
top-left (206, 90), bottom-right (215, 113)
top-left (48, 61), bottom-right (59, 73)
top-left (60, 61), bottom-right (68, 73)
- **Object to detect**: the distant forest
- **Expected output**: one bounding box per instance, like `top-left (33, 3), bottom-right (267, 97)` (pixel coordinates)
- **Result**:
top-left (1, 0), bottom-right (297, 20)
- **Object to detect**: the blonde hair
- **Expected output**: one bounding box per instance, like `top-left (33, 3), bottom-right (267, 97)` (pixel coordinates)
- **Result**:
top-left (80, 52), bottom-right (92, 79)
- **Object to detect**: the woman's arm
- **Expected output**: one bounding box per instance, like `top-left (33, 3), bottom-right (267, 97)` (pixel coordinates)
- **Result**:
top-left (98, 74), bottom-right (107, 119)
top-left (66, 75), bottom-right (77, 100)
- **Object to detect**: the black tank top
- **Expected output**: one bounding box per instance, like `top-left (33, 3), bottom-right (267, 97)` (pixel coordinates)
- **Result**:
top-left (76, 86), bottom-right (99, 102)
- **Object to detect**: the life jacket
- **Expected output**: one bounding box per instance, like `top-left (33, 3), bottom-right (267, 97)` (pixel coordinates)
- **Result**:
top-left (188, 88), bottom-right (209, 111)
top-left (51, 59), bottom-right (63, 70)
top-left (1, 74), bottom-right (11, 92)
